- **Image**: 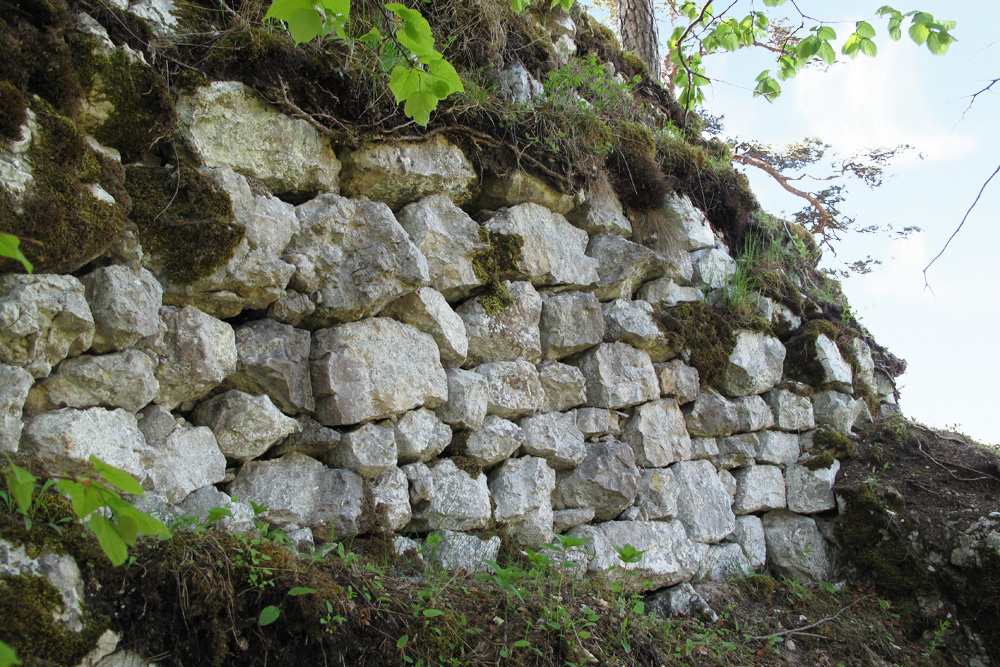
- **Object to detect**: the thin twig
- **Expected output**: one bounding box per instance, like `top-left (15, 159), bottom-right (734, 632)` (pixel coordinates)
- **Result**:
top-left (750, 596), bottom-right (870, 641)
top-left (732, 152), bottom-right (833, 232)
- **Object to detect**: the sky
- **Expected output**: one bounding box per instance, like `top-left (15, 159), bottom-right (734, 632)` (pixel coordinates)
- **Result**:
top-left (593, 1), bottom-right (1000, 444)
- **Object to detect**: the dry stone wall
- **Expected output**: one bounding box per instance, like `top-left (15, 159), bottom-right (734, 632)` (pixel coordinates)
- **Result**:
top-left (0, 60), bottom-right (899, 595)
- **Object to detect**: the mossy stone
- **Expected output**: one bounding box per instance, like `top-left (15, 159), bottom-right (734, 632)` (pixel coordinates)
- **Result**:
top-left (0, 79), bottom-right (27, 142)
top-left (782, 318), bottom-right (841, 387)
top-left (664, 301), bottom-right (737, 387)
top-left (608, 120), bottom-right (668, 210)
top-left (471, 227), bottom-right (523, 316)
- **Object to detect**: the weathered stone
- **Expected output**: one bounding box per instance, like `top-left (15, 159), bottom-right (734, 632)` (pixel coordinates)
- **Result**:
top-left (553, 507), bottom-right (595, 533)
top-left (726, 515), bottom-right (766, 570)
top-left (266, 289), bottom-right (315, 327)
top-left (457, 281), bottom-right (541, 363)
top-left (311, 318), bottom-right (448, 426)
top-left (539, 291), bottom-right (604, 360)
top-left (178, 486), bottom-right (255, 533)
top-left (553, 439), bottom-right (639, 521)
top-left (176, 82), bottom-right (341, 195)
top-left (401, 461), bottom-right (434, 504)
top-left (765, 388), bottom-right (815, 432)
top-left (756, 431), bottom-right (801, 467)
top-left (647, 583), bottom-right (718, 623)
top-left (672, 459), bottom-right (737, 543)
top-left (519, 411), bottom-right (586, 470)
top-left (654, 360), bottom-right (699, 404)
top-left (383, 287), bottom-right (468, 368)
top-left (762, 510), bottom-right (831, 582)
top-left (636, 278), bottom-right (704, 309)
top-left (489, 456), bottom-right (556, 546)
top-left (852, 338), bottom-right (877, 395)
top-left (660, 193), bottom-right (715, 251)
top-left (0, 274), bottom-right (94, 378)
top-left (20, 408), bottom-right (148, 479)
top-left (25, 349), bottom-right (158, 414)
top-left (694, 543), bottom-right (752, 581)
top-left (719, 330), bottom-right (785, 397)
top-left (144, 421), bottom-right (226, 503)
top-left (425, 530), bottom-right (501, 573)
top-left (602, 299), bottom-right (680, 362)
top-left (371, 467), bottom-right (411, 532)
top-left (622, 399), bottom-right (692, 468)
top-left (323, 422), bottom-right (397, 478)
top-left (0, 108), bottom-right (37, 206)
top-left (538, 361), bottom-right (587, 413)
top-left (83, 264), bottom-right (162, 353)
top-left (812, 389), bottom-right (862, 434)
top-left (192, 390), bottom-right (300, 462)
top-left (785, 460), bottom-right (839, 514)
top-left (436, 368), bottom-right (488, 430)
top-left (689, 437), bottom-right (719, 461)
top-left (716, 433), bottom-right (759, 469)
top-left (339, 136), bottom-right (477, 210)
top-left (718, 468), bottom-right (737, 504)
top-left (409, 459), bottom-right (491, 531)
top-left (230, 453), bottom-right (365, 541)
top-left (455, 414), bottom-right (524, 468)
top-left (478, 170), bottom-right (574, 214)
top-left (396, 195), bottom-right (489, 301)
top-left (733, 395), bottom-right (774, 433)
top-left (628, 468), bottom-right (678, 521)
top-left (483, 203), bottom-right (598, 288)
top-left (586, 234), bottom-right (663, 301)
top-left (733, 465), bottom-right (786, 515)
top-left (569, 520), bottom-right (706, 592)
top-left (748, 292), bottom-right (802, 335)
top-left (815, 334), bottom-right (853, 390)
top-left (475, 360), bottom-right (545, 419)
top-left (226, 319), bottom-right (313, 415)
top-left (565, 174), bottom-right (632, 238)
top-left (0, 364), bottom-right (32, 453)
top-left (394, 408), bottom-right (452, 464)
top-left (691, 247), bottom-right (737, 289)
top-left (285, 195), bottom-right (429, 327)
top-left (684, 390), bottom-right (740, 438)
top-left (146, 305), bottom-right (236, 410)
top-left (268, 416), bottom-right (341, 460)
top-left (571, 342), bottom-right (659, 409)
top-left (498, 61), bottom-right (545, 105)
top-left (393, 535), bottom-right (425, 561)
top-left (574, 407), bottom-right (610, 438)
top-left (158, 167), bottom-right (297, 318)
top-left (0, 540), bottom-right (86, 633)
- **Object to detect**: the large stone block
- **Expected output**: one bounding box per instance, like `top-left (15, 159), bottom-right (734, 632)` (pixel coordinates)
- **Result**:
top-left (571, 342), bottom-right (659, 410)
top-left (539, 291), bottom-right (604, 360)
top-left (436, 368), bottom-right (488, 430)
top-left (762, 510), bottom-right (831, 582)
top-left (553, 439), bottom-right (639, 521)
top-left (621, 399), bottom-right (692, 468)
top-left (475, 360), bottom-right (545, 419)
top-left (519, 411), bottom-right (586, 470)
top-left (322, 422), bottom-right (397, 478)
top-left (733, 465), bottom-right (787, 515)
top-left (25, 349), bottom-right (158, 414)
top-left (409, 459), bottom-right (492, 531)
top-left (672, 459), bottom-right (736, 543)
top-left (684, 390), bottom-right (740, 438)
top-left (489, 456), bottom-right (556, 547)
top-left (602, 299), bottom-right (680, 362)
top-left (0, 364), bottom-right (32, 453)
top-left (478, 170), bottom-right (575, 214)
top-left (383, 287), bottom-right (468, 368)
top-left (538, 361), bottom-right (587, 413)
top-left (719, 330), bottom-right (785, 397)
top-left (192, 390), bottom-right (300, 462)
top-left (226, 319), bottom-right (314, 415)
top-left (454, 414), bottom-right (524, 468)
top-left (393, 408), bottom-right (452, 464)
top-left (586, 234), bottom-right (663, 301)
top-left (785, 461), bottom-right (839, 514)
top-left (765, 388), bottom-right (815, 432)
top-left (83, 264), bottom-right (162, 353)
top-left (457, 281), bottom-right (541, 364)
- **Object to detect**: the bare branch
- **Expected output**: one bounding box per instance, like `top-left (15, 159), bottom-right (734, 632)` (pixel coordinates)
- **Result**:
top-left (960, 76), bottom-right (1000, 120)
top-left (750, 596), bottom-right (871, 642)
top-left (731, 152), bottom-right (833, 231)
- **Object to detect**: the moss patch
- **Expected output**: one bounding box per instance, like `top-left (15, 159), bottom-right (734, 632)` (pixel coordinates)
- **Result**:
top-left (664, 301), bottom-right (737, 387)
top-left (0, 79), bottom-right (27, 142)
top-left (782, 318), bottom-right (841, 387)
top-left (607, 120), bottom-right (668, 211)
top-left (471, 227), bottom-right (523, 315)
top-left (124, 165), bottom-right (243, 285)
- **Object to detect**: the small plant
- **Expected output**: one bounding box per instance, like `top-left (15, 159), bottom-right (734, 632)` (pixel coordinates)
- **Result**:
top-left (923, 619), bottom-right (952, 659)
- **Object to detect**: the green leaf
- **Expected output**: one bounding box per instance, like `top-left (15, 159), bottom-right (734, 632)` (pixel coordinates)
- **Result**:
top-left (818, 42), bottom-right (836, 65)
top-left (287, 6), bottom-right (322, 44)
top-left (816, 26), bottom-right (836, 41)
top-left (397, 635), bottom-right (409, 649)
top-left (908, 22), bottom-right (929, 44)
top-left (90, 514), bottom-right (129, 566)
top-left (0, 234), bottom-right (32, 274)
top-left (425, 57), bottom-right (463, 92)
top-left (719, 33), bottom-right (739, 51)
top-left (404, 89), bottom-right (438, 127)
top-left (422, 608), bottom-right (444, 618)
top-left (90, 456), bottom-right (144, 495)
top-left (876, 5), bottom-right (898, 17)
top-left (4, 464), bottom-right (37, 514)
top-left (797, 35), bottom-right (820, 60)
top-left (860, 37), bottom-right (877, 57)
top-left (926, 31), bottom-right (951, 55)
top-left (762, 0), bottom-right (787, 6)
top-left (259, 605), bottom-right (281, 626)
top-left (386, 4), bottom-right (436, 57)
top-left (856, 21), bottom-right (876, 38)
top-left (288, 587), bottom-right (317, 596)
top-left (514, 640), bottom-right (531, 648)
top-left (0, 640), bottom-right (20, 667)
top-left (842, 33), bottom-right (862, 57)
top-left (116, 514), bottom-right (139, 546)
top-left (389, 66), bottom-right (423, 104)
top-left (911, 11), bottom-right (933, 25)
top-left (358, 27), bottom-right (382, 42)
top-left (264, 0), bottom-right (306, 22)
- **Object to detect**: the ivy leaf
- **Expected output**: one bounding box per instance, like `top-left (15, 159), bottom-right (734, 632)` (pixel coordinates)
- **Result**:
top-left (385, 4), bottom-right (436, 57)
top-left (90, 514), bottom-right (129, 566)
top-left (818, 42), bottom-right (836, 65)
top-left (860, 37), bottom-right (877, 57)
top-left (425, 56), bottom-right (463, 92)
top-left (259, 605), bottom-right (281, 626)
top-left (908, 22), bottom-right (929, 45)
top-left (842, 33), bottom-right (862, 57)
top-left (287, 6), bottom-right (323, 44)
top-left (89, 456), bottom-right (144, 495)
top-left (0, 233), bottom-right (32, 273)
top-left (926, 31), bottom-right (952, 55)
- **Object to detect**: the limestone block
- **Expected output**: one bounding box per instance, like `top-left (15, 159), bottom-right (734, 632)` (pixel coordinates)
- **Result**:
top-left (383, 287), bottom-right (468, 368)
top-left (694, 543), bottom-right (752, 581)
top-left (146, 305), bottom-right (236, 411)
top-left (538, 361), bottom-right (587, 413)
top-left (553, 439), bottom-right (639, 521)
top-left (636, 278), bottom-right (704, 309)
top-left (25, 349), bottom-right (158, 414)
top-left (733, 465), bottom-right (786, 515)
top-left (179, 486), bottom-right (255, 533)
top-left (660, 193), bottom-right (715, 251)
top-left (0, 540), bottom-right (86, 633)
top-left (539, 291), bottom-right (604, 360)
top-left (0, 364), bottom-right (32, 453)
top-left (436, 368), bottom-right (488, 430)
top-left (498, 62), bottom-right (545, 106)
top-left (425, 530), bottom-right (501, 573)
top-left (396, 195), bottom-right (489, 300)
top-left (756, 430), bottom-right (801, 467)
top-left (553, 507), bottom-right (595, 533)
top-left (268, 416), bottom-right (341, 460)
top-left (691, 247), bottom-right (737, 289)
top-left (565, 174), bottom-right (632, 238)
top-left (402, 461), bottom-right (434, 504)
top-left (226, 319), bottom-right (314, 415)
top-left (192, 390), bottom-right (300, 462)
top-left (83, 264), bottom-right (162, 353)
top-left (815, 334), bottom-right (853, 390)
top-left (176, 82), bottom-right (341, 195)
top-left (409, 459), bottom-right (491, 531)
top-left (574, 407), bottom-right (610, 438)
top-left (733, 395), bottom-right (775, 433)
top-left (519, 411), bottom-right (586, 470)
top-left (266, 289), bottom-right (315, 327)
top-left (654, 360), bottom-right (699, 404)
top-left (602, 299), bottom-right (680, 362)
top-left (852, 338), bottom-right (877, 395)
top-left (144, 421), bottom-right (226, 503)
top-left (726, 514), bottom-right (767, 570)
top-left (719, 330), bottom-right (785, 397)
top-left (762, 510), bottom-right (831, 582)
top-left (647, 583), bottom-right (718, 623)
top-left (716, 433), bottom-right (759, 470)
top-left (339, 135), bottom-right (477, 210)
top-left (285, 194), bottom-right (429, 327)
top-left (483, 203), bottom-right (598, 288)
top-left (672, 459), bottom-right (736, 544)
top-left (455, 414), bottom-right (524, 468)
top-left (719, 468), bottom-right (737, 505)
top-left (622, 399), bottom-right (692, 468)
top-left (812, 389), bottom-right (862, 434)
top-left (322, 422), bottom-right (397, 478)
top-left (475, 360), bottom-right (545, 419)
top-left (628, 468), bottom-right (678, 521)
top-left (311, 318), bottom-right (447, 426)
top-left (371, 467), bottom-right (412, 532)
top-left (571, 342), bottom-right (659, 410)
top-left (478, 170), bottom-right (574, 214)
top-left (0, 274), bottom-right (94, 378)
top-left (765, 388), bottom-right (815, 432)
top-left (457, 281), bottom-right (541, 364)
top-left (586, 234), bottom-right (663, 301)
top-left (230, 453), bottom-right (365, 541)
top-left (689, 437), bottom-right (719, 461)
top-left (785, 460), bottom-right (839, 514)
top-left (684, 390), bottom-right (740, 438)
top-left (394, 408), bottom-right (452, 464)
top-left (489, 456), bottom-right (556, 546)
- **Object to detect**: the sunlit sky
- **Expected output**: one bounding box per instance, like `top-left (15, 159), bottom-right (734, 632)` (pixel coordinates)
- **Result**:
top-left (591, 1), bottom-right (1000, 444)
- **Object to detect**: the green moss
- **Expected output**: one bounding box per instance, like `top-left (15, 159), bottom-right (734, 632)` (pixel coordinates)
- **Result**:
top-left (813, 429), bottom-right (854, 458)
top-left (0, 79), bottom-right (27, 142)
top-left (0, 102), bottom-right (128, 274)
top-left (782, 318), bottom-right (842, 387)
top-left (124, 165), bottom-right (243, 285)
top-left (665, 301), bottom-right (737, 387)
top-left (754, 269), bottom-right (805, 317)
top-left (608, 120), bottom-right (667, 210)
top-left (174, 70), bottom-right (210, 94)
top-left (472, 228), bottom-right (523, 315)
top-left (450, 456), bottom-right (484, 479)
top-left (621, 51), bottom-right (649, 78)
top-left (0, 574), bottom-right (109, 666)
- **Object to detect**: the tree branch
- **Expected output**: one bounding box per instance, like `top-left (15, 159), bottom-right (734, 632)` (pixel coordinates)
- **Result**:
top-left (960, 77), bottom-right (999, 120)
top-left (731, 152), bottom-right (833, 232)
top-left (750, 596), bottom-right (870, 641)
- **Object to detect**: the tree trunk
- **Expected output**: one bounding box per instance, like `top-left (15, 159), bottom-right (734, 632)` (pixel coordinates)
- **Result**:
top-left (618, 0), bottom-right (660, 80)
